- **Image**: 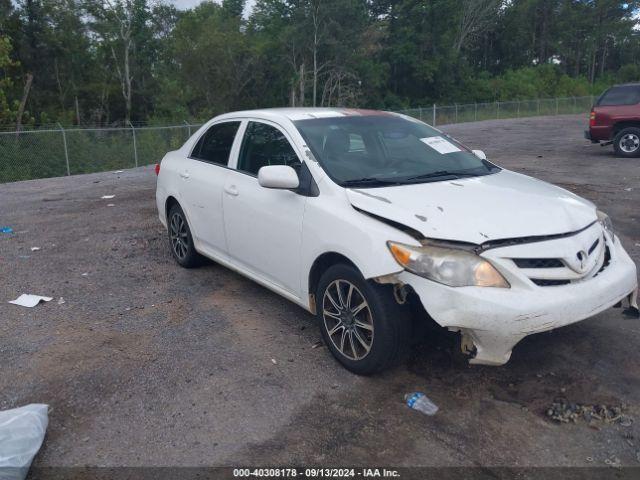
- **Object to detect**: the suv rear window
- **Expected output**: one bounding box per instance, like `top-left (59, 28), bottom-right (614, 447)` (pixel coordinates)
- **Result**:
top-left (596, 85), bottom-right (640, 106)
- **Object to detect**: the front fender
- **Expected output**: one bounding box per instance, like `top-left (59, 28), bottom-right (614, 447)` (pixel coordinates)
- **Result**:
top-left (300, 190), bottom-right (418, 298)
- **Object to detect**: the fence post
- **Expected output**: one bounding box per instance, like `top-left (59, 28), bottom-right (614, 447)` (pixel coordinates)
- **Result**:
top-left (573, 96), bottom-right (576, 114)
top-left (128, 121), bottom-right (138, 168)
top-left (183, 120), bottom-right (191, 137)
top-left (455, 103), bottom-right (458, 123)
top-left (474, 102), bottom-right (477, 121)
top-left (496, 101), bottom-right (500, 119)
top-left (537, 98), bottom-right (540, 115)
top-left (432, 103), bottom-right (436, 126)
top-left (555, 97), bottom-right (559, 115)
top-left (57, 123), bottom-right (71, 176)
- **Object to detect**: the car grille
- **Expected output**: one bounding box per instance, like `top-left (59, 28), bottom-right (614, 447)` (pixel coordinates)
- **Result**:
top-left (513, 258), bottom-right (564, 269)
top-left (504, 225), bottom-right (609, 287)
top-left (531, 279), bottom-right (571, 287)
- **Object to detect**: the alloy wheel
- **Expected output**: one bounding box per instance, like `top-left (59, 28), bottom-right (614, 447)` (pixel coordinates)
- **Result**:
top-left (170, 212), bottom-right (189, 260)
top-left (619, 133), bottom-right (640, 153)
top-left (322, 279), bottom-right (374, 360)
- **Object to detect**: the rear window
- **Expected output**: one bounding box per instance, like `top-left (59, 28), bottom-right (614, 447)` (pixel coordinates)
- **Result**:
top-left (596, 86), bottom-right (640, 106)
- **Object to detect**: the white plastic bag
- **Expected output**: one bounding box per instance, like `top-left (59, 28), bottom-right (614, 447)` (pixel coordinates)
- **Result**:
top-left (0, 404), bottom-right (48, 480)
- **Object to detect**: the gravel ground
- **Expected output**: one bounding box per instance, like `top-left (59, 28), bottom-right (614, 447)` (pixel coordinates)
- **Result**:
top-left (1, 114), bottom-right (639, 471)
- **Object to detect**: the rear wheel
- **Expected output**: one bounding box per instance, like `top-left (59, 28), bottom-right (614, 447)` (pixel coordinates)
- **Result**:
top-left (316, 264), bottom-right (410, 375)
top-left (168, 203), bottom-right (203, 268)
top-left (613, 127), bottom-right (640, 158)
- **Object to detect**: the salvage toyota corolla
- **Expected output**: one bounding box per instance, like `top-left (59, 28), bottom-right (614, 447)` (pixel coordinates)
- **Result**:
top-left (155, 108), bottom-right (638, 374)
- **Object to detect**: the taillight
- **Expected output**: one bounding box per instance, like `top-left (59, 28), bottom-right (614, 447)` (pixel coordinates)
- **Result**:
top-left (155, 163), bottom-right (160, 176)
top-left (589, 110), bottom-right (596, 127)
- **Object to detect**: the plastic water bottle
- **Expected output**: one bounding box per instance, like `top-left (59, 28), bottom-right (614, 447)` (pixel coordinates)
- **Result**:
top-left (405, 392), bottom-right (438, 415)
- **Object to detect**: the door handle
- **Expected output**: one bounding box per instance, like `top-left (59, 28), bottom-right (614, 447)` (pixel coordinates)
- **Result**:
top-left (224, 185), bottom-right (239, 196)
top-left (179, 171), bottom-right (190, 179)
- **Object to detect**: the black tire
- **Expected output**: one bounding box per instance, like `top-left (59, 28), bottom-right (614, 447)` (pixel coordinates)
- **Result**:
top-left (167, 203), bottom-right (204, 268)
top-left (316, 263), bottom-right (411, 375)
top-left (613, 127), bottom-right (640, 158)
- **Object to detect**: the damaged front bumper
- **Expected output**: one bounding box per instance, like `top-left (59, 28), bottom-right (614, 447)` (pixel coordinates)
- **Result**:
top-left (397, 232), bottom-right (638, 366)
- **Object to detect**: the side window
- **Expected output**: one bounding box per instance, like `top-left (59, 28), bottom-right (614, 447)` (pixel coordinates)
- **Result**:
top-left (191, 121), bottom-right (241, 165)
top-left (237, 122), bottom-right (301, 175)
top-left (597, 86), bottom-right (640, 106)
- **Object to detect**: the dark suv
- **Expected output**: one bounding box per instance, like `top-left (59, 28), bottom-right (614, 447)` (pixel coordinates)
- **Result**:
top-left (585, 83), bottom-right (640, 157)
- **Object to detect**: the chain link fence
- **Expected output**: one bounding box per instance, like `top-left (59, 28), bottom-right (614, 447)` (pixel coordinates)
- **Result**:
top-left (397, 95), bottom-right (594, 126)
top-left (0, 95), bottom-right (594, 183)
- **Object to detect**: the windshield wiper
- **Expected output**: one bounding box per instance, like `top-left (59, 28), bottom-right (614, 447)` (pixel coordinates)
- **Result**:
top-left (342, 177), bottom-right (401, 186)
top-left (405, 170), bottom-right (481, 181)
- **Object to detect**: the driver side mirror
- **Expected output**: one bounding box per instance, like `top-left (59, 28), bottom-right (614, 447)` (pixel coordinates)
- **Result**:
top-left (472, 149), bottom-right (487, 160)
top-left (258, 165), bottom-right (300, 190)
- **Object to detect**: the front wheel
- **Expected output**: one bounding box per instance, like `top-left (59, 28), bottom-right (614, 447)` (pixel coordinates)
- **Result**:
top-left (316, 264), bottom-right (410, 375)
top-left (613, 127), bottom-right (640, 158)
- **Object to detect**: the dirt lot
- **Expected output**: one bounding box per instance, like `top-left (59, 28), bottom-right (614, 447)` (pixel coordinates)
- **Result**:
top-left (1, 114), bottom-right (639, 472)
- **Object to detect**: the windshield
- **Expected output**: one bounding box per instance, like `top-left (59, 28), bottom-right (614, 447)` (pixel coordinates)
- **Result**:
top-left (293, 114), bottom-right (499, 187)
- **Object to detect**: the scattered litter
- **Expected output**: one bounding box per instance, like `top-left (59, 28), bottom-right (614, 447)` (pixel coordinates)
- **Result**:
top-left (604, 455), bottom-right (621, 468)
top-left (107, 204), bottom-right (115, 207)
top-left (1, 226), bottom-right (13, 234)
top-left (8, 295), bottom-right (53, 308)
top-left (100, 195), bottom-right (115, 199)
top-left (30, 247), bottom-right (40, 252)
top-left (311, 341), bottom-right (324, 349)
top-left (0, 404), bottom-right (48, 480)
top-left (57, 297), bottom-right (65, 305)
top-left (635, 243), bottom-right (640, 248)
top-left (619, 415), bottom-right (633, 427)
top-left (81, 272), bottom-right (89, 276)
top-left (624, 187), bottom-right (633, 191)
top-left (113, 170), bottom-right (123, 174)
top-left (404, 392), bottom-right (438, 416)
top-left (546, 399), bottom-right (629, 425)
top-left (586, 457), bottom-right (594, 462)
top-left (271, 358), bottom-right (277, 365)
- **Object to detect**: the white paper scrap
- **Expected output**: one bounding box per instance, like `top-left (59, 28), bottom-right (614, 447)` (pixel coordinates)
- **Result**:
top-left (9, 294), bottom-right (53, 308)
top-left (101, 195), bottom-right (115, 199)
top-left (30, 247), bottom-right (40, 252)
top-left (420, 136), bottom-right (461, 154)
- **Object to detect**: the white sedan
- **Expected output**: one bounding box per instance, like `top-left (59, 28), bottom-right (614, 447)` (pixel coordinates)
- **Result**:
top-left (155, 108), bottom-right (638, 374)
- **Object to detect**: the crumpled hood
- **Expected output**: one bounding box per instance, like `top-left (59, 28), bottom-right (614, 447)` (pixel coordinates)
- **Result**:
top-left (347, 170), bottom-right (597, 244)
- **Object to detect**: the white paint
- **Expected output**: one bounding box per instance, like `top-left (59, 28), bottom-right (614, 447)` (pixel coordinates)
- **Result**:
top-left (100, 195), bottom-right (115, 199)
top-left (155, 107), bottom-right (639, 368)
top-left (420, 136), bottom-right (461, 154)
top-left (9, 294), bottom-right (53, 308)
top-left (346, 170), bottom-right (597, 243)
top-left (258, 165), bottom-right (299, 189)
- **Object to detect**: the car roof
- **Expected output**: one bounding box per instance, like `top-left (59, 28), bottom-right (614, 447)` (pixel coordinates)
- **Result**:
top-left (215, 107), bottom-right (397, 122)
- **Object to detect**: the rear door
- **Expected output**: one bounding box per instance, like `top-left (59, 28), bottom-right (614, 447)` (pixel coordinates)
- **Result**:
top-left (222, 120), bottom-right (307, 296)
top-left (180, 121), bottom-right (242, 255)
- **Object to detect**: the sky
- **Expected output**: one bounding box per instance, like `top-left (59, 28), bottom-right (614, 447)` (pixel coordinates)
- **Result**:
top-left (169, 0), bottom-right (256, 14)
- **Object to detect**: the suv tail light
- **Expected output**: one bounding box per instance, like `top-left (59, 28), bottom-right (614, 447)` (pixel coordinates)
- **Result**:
top-left (155, 163), bottom-right (160, 176)
top-left (589, 110), bottom-right (596, 127)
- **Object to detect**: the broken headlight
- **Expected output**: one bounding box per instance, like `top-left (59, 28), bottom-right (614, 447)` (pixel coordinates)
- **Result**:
top-left (597, 210), bottom-right (614, 242)
top-left (387, 241), bottom-right (510, 288)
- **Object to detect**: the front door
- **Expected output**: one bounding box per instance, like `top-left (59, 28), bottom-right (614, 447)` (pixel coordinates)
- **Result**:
top-left (222, 120), bottom-right (307, 296)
